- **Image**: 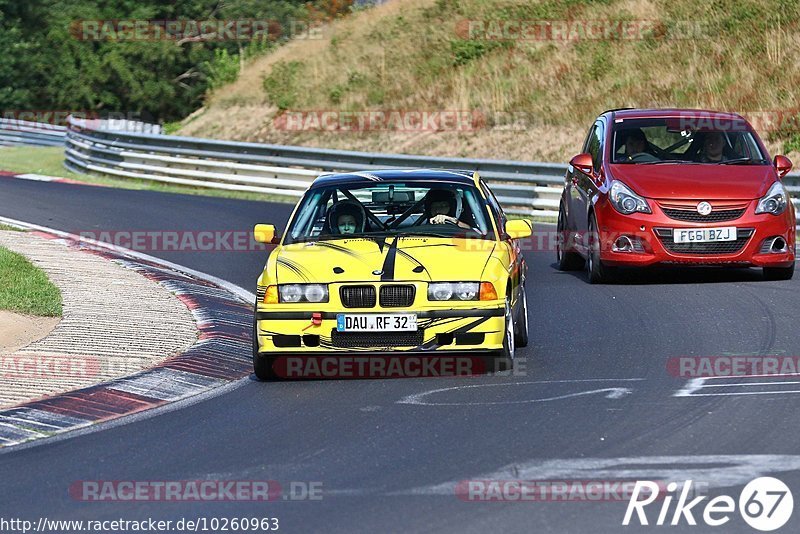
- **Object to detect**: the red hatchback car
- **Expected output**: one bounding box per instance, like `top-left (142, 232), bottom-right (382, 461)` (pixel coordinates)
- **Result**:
top-left (557, 108), bottom-right (796, 283)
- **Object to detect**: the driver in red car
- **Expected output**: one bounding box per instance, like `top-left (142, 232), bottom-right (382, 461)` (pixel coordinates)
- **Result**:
top-left (698, 131), bottom-right (728, 162)
top-left (622, 128), bottom-right (659, 162)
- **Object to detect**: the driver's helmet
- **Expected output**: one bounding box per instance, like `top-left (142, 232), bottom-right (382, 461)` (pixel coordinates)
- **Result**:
top-left (326, 200), bottom-right (365, 234)
top-left (620, 128), bottom-right (647, 149)
top-left (424, 188), bottom-right (462, 218)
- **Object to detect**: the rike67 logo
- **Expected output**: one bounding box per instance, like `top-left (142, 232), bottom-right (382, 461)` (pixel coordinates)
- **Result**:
top-left (623, 477), bottom-right (793, 531)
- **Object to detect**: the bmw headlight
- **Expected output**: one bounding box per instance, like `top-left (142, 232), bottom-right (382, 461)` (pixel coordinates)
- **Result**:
top-left (428, 282), bottom-right (453, 301)
top-left (755, 181), bottom-right (788, 215)
top-left (278, 284), bottom-right (329, 303)
top-left (428, 282), bottom-right (479, 301)
top-left (454, 282), bottom-right (478, 300)
top-left (609, 180), bottom-right (651, 215)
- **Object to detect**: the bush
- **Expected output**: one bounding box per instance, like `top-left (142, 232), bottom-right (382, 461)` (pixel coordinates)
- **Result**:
top-left (450, 39), bottom-right (504, 66)
top-left (203, 48), bottom-right (240, 91)
top-left (262, 60), bottom-right (306, 110)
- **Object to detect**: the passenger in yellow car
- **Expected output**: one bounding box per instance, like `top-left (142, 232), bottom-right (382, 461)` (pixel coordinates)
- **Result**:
top-left (423, 189), bottom-right (472, 230)
top-left (337, 214), bottom-right (357, 234)
top-left (326, 200), bottom-right (366, 235)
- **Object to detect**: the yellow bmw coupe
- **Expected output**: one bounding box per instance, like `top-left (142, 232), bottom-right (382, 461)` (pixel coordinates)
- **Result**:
top-left (252, 169), bottom-right (532, 379)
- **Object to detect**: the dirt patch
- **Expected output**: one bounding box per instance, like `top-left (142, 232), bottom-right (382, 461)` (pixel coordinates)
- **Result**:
top-left (0, 311), bottom-right (59, 354)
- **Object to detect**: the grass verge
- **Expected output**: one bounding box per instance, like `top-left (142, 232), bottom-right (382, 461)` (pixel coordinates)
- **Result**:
top-left (0, 245), bottom-right (62, 317)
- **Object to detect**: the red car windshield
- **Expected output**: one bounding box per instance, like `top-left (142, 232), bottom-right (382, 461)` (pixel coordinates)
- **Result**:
top-left (612, 118), bottom-right (768, 165)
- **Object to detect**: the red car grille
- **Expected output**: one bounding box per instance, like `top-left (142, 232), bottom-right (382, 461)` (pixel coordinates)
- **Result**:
top-left (657, 201), bottom-right (748, 223)
top-left (654, 228), bottom-right (754, 255)
top-left (661, 207), bottom-right (746, 223)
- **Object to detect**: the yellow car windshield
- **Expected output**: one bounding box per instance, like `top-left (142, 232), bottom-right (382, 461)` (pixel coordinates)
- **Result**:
top-left (284, 182), bottom-right (496, 244)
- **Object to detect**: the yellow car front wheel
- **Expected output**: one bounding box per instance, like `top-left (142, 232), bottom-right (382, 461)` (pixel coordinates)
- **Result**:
top-left (490, 295), bottom-right (515, 373)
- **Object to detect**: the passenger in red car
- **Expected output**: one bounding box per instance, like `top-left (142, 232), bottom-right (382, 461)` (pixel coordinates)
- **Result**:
top-left (699, 132), bottom-right (728, 162)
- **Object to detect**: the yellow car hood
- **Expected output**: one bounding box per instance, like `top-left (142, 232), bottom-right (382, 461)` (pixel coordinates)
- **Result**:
top-left (274, 237), bottom-right (497, 283)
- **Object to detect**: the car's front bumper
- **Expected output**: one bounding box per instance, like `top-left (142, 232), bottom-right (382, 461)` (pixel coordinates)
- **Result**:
top-left (254, 306), bottom-right (506, 354)
top-left (595, 199), bottom-right (795, 268)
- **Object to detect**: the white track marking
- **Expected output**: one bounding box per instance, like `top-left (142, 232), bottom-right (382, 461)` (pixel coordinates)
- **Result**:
top-left (397, 378), bottom-right (643, 406)
top-left (673, 378), bottom-right (707, 397)
top-left (15, 173), bottom-right (61, 182)
top-left (680, 390), bottom-right (800, 397)
top-left (674, 375), bottom-right (800, 397)
top-left (699, 380), bottom-right (800, 388)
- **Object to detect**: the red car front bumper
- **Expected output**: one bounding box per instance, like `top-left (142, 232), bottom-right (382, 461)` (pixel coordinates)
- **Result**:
top-left (594, 198), bottom-right (795, 268)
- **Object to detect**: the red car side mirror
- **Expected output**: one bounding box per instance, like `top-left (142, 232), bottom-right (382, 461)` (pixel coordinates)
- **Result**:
top-left (569, 153), bottom-right (594, 176)
top-left (774, 155), bottom-right (792, 178)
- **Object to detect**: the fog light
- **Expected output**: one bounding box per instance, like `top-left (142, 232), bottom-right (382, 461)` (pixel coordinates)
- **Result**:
top-left (772, 237), bottom-right (788, 253)
top-left (760, 236), bottom-right (789, 254)
top-left (612, 236), bottom-right (634, 252)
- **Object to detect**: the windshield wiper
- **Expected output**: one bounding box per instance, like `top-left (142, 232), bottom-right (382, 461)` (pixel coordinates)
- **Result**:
top-left (633, 159), bottom-right (698, 165)
top-left (373, 231), bottom-right (453, 239)
top-left (718, 157), bottom-right (768, 165)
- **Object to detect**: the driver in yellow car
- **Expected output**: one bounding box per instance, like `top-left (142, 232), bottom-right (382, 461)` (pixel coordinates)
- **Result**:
top-left (424, 189), bottom-right (472, 229)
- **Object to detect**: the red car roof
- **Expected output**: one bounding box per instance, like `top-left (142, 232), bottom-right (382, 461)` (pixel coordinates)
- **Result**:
top-left (607, 108), bottom-right (746, 121)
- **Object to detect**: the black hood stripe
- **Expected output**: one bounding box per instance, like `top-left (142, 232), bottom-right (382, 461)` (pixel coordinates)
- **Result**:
top-left (314, 242), bottom-right (374, 267)
top-left (277, 257), bottom-right (310, 281)
top-left (380, 237), bottom-right (398, 281)
top-left (314, 241), bottom-right (361, 257)
top-left (396, 249), bottom-right (431, 280)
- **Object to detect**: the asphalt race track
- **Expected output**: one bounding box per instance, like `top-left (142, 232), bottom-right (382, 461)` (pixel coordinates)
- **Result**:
top-left (2, 177), bottom-right (800, 533)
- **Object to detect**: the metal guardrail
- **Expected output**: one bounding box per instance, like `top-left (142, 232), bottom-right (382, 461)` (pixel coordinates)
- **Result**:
top-left (60, 116), bottom-right (800, 222)
top-left (0, 119), bottom-right (66, 147)
top-left (64, 117), bottom-right (563, 219)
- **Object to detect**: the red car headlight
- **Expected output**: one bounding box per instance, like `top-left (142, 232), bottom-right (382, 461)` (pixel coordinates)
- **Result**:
top-left (609, 180), bottom-right (652, 215)
top-left (755, 182), bottom-right (788, 215)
